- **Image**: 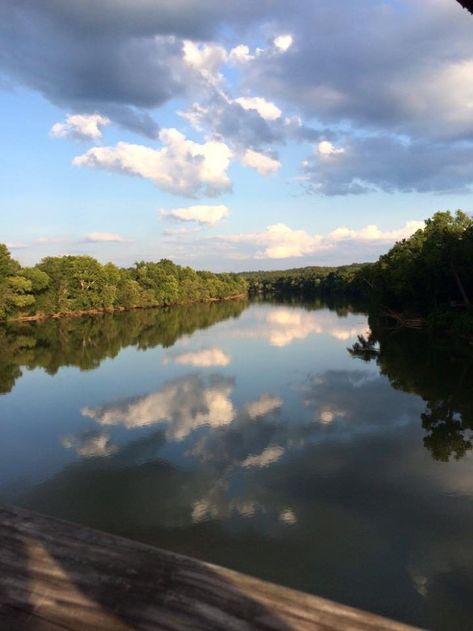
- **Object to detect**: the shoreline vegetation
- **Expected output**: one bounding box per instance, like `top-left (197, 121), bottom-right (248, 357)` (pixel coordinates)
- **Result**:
top-left (1, 211), bottom-right (471, 337)
top-left (241, 211), bottom-right (473, 340)
top-left (8, 293), bottom-right (248, 323)
top-left (0, 251), bottom-right (248, 323)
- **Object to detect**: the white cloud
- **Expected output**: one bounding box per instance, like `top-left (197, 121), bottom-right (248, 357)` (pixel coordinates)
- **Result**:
top-left (6, 242), bottom-right (28, 250)
top-left (264, 308), bottom-right (369, 347)
top-left (328, 220), bottom-right (425, 242)
top-left (225, 223), bottom-right (326, 259)
top-left (73, 129), bottom-right (233, 197)
top-left (318, 405), bottom-right (347, 424)
top-left (242, 445), bottom-right (284, 468)
top-left (61, 432), bottom-right (117, 458)
top-left (240, 149), bottom-right (281, 176)
top-left (165, 347), bottom-right (231, 367)
top-left (82, 376), bottom-right (235, 442)
top-left (279, 508), bottom-right (297, 525)
top-left (50, 114), bottom-right (110, 141)
top-left (245, 394), bottom-right (283, 419)
top-left (235, 96), bottom-right (281, 121)
top-left (222, 219), bottom-right (425, 259)
top-left (160, 204), bottom-right (229, 225)
top-left (232, 308), bottom-right (369, 348)
top-left (273, 34), bottom-right (293, 53)
top-left (85, 232), bottom-right (125, 243)
top-left (229, 44), bottom-right (255, 64)
top-left (182, 40), bottom-right (227, 85)
top-left (318, 140), bottom-right (345, 156)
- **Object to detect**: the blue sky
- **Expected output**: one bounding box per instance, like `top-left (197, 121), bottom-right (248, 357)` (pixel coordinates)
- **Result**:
top-left (1, 0), bottom-right (472, 271)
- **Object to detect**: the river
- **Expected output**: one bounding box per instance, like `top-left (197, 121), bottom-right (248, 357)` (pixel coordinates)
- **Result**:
top-left (0, 298), bottom-right (471, 630)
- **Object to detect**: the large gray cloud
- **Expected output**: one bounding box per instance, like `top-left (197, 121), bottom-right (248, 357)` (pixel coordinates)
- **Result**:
top-left (302, 134), bottom-right (473, 195)
top-left (0, 0), bottom-right (282, 137)
top-left (2, 0), bottom-right (473, 193)
top-left (244, 0), bottom-right (473, 140)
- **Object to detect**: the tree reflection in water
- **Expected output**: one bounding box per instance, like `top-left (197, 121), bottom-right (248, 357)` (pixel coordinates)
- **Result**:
top-left (349, 319), bottom-right (473, 461)
top-left (0, 300), bottom-right (248, 395)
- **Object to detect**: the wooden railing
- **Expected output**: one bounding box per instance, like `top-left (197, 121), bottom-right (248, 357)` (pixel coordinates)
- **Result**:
top-left (0, 504), bottom-right (422, 630)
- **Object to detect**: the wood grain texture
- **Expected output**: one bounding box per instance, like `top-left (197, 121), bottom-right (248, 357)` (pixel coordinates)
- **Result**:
top-left (0, 504), bottom-right (423, 630)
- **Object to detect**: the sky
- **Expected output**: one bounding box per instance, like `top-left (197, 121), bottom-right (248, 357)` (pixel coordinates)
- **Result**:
top-left (1, 0), bottom-right (473, 271)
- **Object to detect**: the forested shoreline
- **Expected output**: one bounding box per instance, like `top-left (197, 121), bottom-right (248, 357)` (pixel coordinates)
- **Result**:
top-left (0, 249), bottom-right (247, 322)
top-left (1, 210), bottom-right (471, 335)
top-left (242, 211), bottom-right (473, 338)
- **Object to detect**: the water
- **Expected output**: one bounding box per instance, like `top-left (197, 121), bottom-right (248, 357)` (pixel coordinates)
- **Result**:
top-left (0, 299), bottom-right (472, 630)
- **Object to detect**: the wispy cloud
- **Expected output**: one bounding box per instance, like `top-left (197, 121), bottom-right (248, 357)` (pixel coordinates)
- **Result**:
top-left (160, 204), bottom-right (230, 226)
top-left (51, 113), bottom-right (110, 141)
top-left (164, 347), bottom-right (231, 367)
top-left (85, 232), bottom-right (126, 243)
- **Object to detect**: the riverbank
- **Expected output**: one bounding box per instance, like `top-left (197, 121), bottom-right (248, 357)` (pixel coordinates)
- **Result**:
top-left (0, 293), bottom-right (248, 324)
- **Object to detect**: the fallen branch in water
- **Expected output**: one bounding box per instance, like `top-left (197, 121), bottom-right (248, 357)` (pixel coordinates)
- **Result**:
top-left (380, 309), bottom-right (426, 329)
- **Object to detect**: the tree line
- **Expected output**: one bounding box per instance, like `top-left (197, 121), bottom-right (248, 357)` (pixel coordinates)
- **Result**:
top-left (242, 211), bottom-right (473, 336)
top-left (0, 248), bottom-right (247, 322)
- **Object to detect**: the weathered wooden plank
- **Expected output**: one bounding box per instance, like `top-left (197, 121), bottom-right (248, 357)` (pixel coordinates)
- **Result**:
top-left (0, 505), bottom-right (422, 630)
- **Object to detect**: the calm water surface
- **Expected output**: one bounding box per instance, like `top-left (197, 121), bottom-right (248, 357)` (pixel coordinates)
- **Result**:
top-left (0, 299), bottom-right (472, 630)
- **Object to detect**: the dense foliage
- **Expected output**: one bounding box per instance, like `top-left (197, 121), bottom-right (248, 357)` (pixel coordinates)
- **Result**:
top-left (242, 263), bottom-right (370, 297)
top-left (358, 210), bottom-right (473, 333)
top-left (242, 211), bottom-right (473, 334)
top-left (0, 248), bottom-right (247, 321)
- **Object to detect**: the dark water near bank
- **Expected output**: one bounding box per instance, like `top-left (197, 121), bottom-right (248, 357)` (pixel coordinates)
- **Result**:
top-left (0, 299), bottom-right (472, 630)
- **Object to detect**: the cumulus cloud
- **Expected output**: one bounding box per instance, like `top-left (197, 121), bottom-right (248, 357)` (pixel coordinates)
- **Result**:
top-left (50, 114), bottom-right (110, 141)
top-left (224, 223), bottom-right (327, 259)
top-left (73, 129), bottom-right (233, 197)
top-left (318, 140), bottom-right (345, 157)
top-left (3, 0), bottom-right (473, 195)
top-left (0, 1), bottom-right (283, 136)
top-left (279, 508), bottom-right (297, 525)
top-left (302, 370), bottom-right (423, 432)
top-left (61, 430), bottom-right (117, 458)
top-left (240, 149), bottom-right (281, 176)
top-left (82, 375), bottom-right (235, 442)
top-left (302, 134), bottom-right (473, 195)
top-left (241, 445), bottom-right (285, 468)
top-left (264, 308), bottom-right (368, 347)
top-left (245, 0), bottom-right (473, 139)
top-left (229, 44), bottom-right (255, 65)
top-left (234, 96), bottom-right (281, 121)
top-left (85, 232), bottom-right (125, 243)
top-left (179, 96), bottom-right (299, 152)
top-left (182, 40), bottom-right (227, 85)
top-left (160, 205), bottom-right (229, 225)
top-left (228, 307), bottom-right (369, 348)
top-left (245, 394), bottom-right (283, 419)
top-left (165, 347), bottom-right (231, 367)
top-left (273, 34), bottom-right (293, 53)
top-left (328, 221), bottom-right (424, 243)
top-left (222, 218), bottom-right (424, 259)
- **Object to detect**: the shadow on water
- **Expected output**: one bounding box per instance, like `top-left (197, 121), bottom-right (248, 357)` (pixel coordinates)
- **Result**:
top-left (349, 314), bottom-right (473, 462)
